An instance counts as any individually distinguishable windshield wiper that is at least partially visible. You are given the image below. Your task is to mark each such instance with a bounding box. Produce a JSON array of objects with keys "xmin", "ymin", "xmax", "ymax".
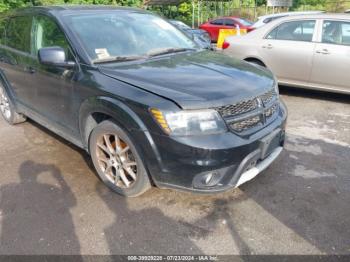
[
  {"xmin": 93, "ymin": 55, "xmax": 146, "ymax": 64},
  {"xmin": 147, "ymin": 47, "xmax": 196, "ymax": 57}
]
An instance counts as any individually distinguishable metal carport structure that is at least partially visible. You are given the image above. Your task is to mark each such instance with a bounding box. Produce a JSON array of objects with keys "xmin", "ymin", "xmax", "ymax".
[{"xmin": 144, "ymin": 0, "xmax": 233, "ymax": 28}]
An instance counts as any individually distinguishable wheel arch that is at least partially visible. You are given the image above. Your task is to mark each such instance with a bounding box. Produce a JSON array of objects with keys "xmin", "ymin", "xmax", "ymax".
[
  {"xmin": 243, "ymin": 57, "xmax": 266, "ymax": 67},
  {"xmin": 0, "ymin": 69, "xmax": 17, "ymax": 108},
  {"xmin": 79, "ymin": 96, "xmax": 161, "ymax": 187},
  {"xmin": 79, "ymin": 96, "xmax": 148, "ymax": 151}
]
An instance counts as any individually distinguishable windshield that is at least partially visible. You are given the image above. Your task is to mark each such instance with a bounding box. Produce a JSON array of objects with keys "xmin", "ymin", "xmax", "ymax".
[
  {"xmin": 236, "ymin": 18, "xmax": 253, "ymax": 26},
  {"xmin": 170, "ymin": 20, "xmax": 191, "ymax": 30},
  {"xmin": 64, "ymin": 11, "xmax": 197, "ymax": 62}
]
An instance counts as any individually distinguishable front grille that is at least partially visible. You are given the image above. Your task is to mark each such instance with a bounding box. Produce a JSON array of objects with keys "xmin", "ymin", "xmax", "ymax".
[
  {"xmin": 216, "ymin": 99, "xmax": 257, "ymax": 118},
  {"xmin": 260, "ymin": 89, "xmax": 277, "ymax": 105},
  {"xmin": 229, "ymin": 115, "xmax": 261, "ymax": 132},
  {"xmin": 214, "ymin": 87, "xmax": 279, "ymax": 134}
]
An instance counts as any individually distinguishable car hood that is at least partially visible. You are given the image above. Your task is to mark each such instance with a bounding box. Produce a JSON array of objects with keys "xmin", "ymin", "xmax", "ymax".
[{"xmin": 98, "ymin": 51, "xmax": 275, "ymax": 109}]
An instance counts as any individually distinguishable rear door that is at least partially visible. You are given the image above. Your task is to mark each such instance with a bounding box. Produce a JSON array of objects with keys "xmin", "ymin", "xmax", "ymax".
[
  {"xmin": 0, "ymin": 15, "xmax": 34, "ymax": 108},
  {"xmin": 310, "ymin": 20, "xmax": 350, "ymax": 92},
  {"xmin": 260, "ymin": 20, "xmax": 317, "ymax": 84}
]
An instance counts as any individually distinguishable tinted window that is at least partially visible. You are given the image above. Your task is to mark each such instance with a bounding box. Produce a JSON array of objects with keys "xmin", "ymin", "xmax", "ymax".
[
  {"xmin": 235, "ymin": 18, "xmax": 253, "ymax": 26},
  {"xmin": 322, "ymin": 20, "xmax": 350, "ymax": 46},
  {"xmin": 273, "ymin": 20, "xmax": 315, "ymax": 42},
  {"xmin": 210, "ymin": 19, "xmax": 224, "ymax": 25},
  {"xmin": 0, "ymin": 19, "xmax": 7, "ymax": 45},
  {"xmin": 6, "ymin": 16, "xmax": 32, "ymax": 52},
  {"xmin": 32, "ymin": 15, "xmax": 71, "ymax": 57},
  {"xmin": 224, "ymin": 19, "xmax": 235, "ymax": 26}
]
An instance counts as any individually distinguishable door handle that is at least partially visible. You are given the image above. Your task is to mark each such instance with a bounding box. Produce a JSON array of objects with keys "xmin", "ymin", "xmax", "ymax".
[
  {"xmin": 262, "ymin": 44, "xmax": 273, "ymax": 49},
  {"xmin": 24, "ymin": 66, "xmax": 36, "ymax": 74},
  {"xmin": 316, "ymin": 49, "xmax": 330, "ymax": 55}
]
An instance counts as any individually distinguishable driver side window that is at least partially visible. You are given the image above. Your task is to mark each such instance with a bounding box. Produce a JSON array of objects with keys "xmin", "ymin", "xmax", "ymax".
[{"xmin": 32, "ymin": 15, "xmax": 73, "ymax": 60}]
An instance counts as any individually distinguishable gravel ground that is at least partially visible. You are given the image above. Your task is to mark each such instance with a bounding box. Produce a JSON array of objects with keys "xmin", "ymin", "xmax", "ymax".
[{"xmin": 0, "ymin": 87, "xmax": 349, "ymax": 255}]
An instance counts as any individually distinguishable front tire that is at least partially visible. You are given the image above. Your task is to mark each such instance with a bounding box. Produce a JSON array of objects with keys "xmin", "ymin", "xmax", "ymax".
[
  {"xmin": 0, "ymin": 82, "xmax": 26, "ymax": 125},
  {"xmin": 89, "ymin": 120, "xmax": 151, "ymax": 197}
]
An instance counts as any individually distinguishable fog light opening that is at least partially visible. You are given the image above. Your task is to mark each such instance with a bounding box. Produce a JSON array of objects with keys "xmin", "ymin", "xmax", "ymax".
[
  {"xmin": 193, "ymin": 170, "xmax": 225, "ymax": 189},
  {"xmin": 204, "ymin": 173, "xmax": 214, "ymax": 185}
]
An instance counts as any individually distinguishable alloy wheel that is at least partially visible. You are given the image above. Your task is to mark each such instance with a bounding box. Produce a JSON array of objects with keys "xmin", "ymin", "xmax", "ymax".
[
  {"xmin": 96, "ymin": 133, "xmax": 138, "ymax": 188},
  {"xmin": 0, "ymin": 84, "xmax": 11, "ymax": 120}
]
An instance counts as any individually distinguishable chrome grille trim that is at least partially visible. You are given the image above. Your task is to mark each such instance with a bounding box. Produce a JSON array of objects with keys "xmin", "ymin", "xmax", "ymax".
[
  {"xmin": 265, "ymin": 103, "xmax": 278, "ymax": 118},
  {"xmin": 216, "ymin": 99, "xmax": 258, "ymax": 118},
  {"xmin": 215, "ymin": 88, "xmax": 277, "ymax": 118},
  {"xmin": 260, "ymin": 89, "xmax": 277, "ymax": 105},
  {"xmin": 229, "ymin": 115, "xmax": 261, "ymax": 132},
  {"xmin": 214, "ymin": 88, "xmax": 279, "ymax": 134}
]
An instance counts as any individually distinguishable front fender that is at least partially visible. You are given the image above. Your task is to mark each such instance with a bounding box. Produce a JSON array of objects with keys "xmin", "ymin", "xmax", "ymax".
[
  {"xmin": 78, "ymin": 96, "xmax": 165, "ymax": 184},
  {"xmin": 79, "ymin": 96, "xmax": 148, "ymax": 148}
]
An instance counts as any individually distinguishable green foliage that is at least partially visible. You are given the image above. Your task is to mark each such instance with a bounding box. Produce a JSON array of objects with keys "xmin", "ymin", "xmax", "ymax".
[
  {"xmin": 0, "ymin": 0, "xmax": 349, "ymax": 25},
  {"xmin": 0, "ymin": 0, "xmax": 143, "ymax": 12}
]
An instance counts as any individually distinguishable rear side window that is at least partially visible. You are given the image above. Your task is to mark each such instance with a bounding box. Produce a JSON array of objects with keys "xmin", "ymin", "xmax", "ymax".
[
  {"xmin": 0, "ymin": 19, "xmax": 7, "ymax": 45},
  {"xmin": 266, "ymin": 20, "xmax": 316, "ymax": 42},
  {"xmin": 6, "ymin": 16, "xmax": 32, "ymax": 53},
  {"xmin": 210, "ymin": 19, "xmax": 224, "ymax": 25},
  {"xmin": 322, "ymin": 20, "xmax": 350, "ymax": 46}
]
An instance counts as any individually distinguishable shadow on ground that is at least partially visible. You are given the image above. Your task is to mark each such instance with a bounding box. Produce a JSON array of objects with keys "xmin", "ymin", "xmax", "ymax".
[{"xmin": 0, "ymin": 161, "xmax": 82, "ymax": 255}]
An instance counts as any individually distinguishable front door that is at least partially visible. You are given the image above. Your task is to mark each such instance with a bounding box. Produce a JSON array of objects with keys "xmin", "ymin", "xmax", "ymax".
[
  {"xmin": 310, "ymin": 20, "xmax": 350, "ymax": 92},
  {"xmin": 260, "ymin": 20, "xmax": 317, "ymax": 84},
  {"xmin": 28, "ymin": 14, "xmax": 79, "ymax": 135}
]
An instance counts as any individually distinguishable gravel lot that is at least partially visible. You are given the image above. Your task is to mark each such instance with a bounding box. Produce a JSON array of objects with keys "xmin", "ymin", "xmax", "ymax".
[{"xmin": 0, "ymin": 87, "xmax": 349, "ymax": 255}]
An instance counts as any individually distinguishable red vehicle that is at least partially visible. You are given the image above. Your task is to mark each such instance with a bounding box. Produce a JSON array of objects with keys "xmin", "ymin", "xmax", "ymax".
[{"xmin": 199, "ymin": 16, "xmax": 254, "ymax": 42}]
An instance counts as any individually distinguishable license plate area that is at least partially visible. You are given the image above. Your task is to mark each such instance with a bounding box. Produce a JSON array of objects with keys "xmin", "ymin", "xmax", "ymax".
[{"xmin": 259, "ymin": 128, "xmax": 281, "ymax": 160}]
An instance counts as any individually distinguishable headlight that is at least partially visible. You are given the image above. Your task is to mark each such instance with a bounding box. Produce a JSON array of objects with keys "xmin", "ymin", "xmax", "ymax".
[{"xmin": 150, "ymin": 108, "xmax": 227, "ymax": 136}]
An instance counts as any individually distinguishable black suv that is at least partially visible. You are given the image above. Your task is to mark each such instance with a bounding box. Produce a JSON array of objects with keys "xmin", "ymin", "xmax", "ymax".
[{"xmin": 0, "ymin": 6, "xmax": 287, "ymax": 197}]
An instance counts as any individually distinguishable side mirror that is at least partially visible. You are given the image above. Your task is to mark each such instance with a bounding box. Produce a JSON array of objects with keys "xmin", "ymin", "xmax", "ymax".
[{"xmin": 38, "ymin": 47, "xmax": 75, "ymax": 68}]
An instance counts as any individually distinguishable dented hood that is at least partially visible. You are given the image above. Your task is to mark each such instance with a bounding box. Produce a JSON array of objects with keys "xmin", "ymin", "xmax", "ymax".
[{"xmin": 98, "ymin": 50, "xmax": 275, "ymax": 109}]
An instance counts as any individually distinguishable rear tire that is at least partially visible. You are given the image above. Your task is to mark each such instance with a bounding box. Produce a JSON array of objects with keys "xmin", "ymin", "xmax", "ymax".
[
  {"xmin": 89, "ymin": 120, "xmax": 151, "ymax": 197},
  {"xmin": 0, "ymin": 82, "xmax": 26, "ymax": 125}
]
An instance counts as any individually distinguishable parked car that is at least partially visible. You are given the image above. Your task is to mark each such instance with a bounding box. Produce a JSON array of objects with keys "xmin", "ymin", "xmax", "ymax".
[
  {"xmin": 0, "ymin": 6, "xmax": 287, "ymax": 197},
  {"xmin": 224, "ymin": 14, "xmax": 350, "ymax": 95},
  {"xmin": 252, "ymin": 11, "xmax": 324, "ymax": 29},
  {"xmin": 168, "ymin": 19, "xmax": 211, "ymax": 49},
  {"xmin": 199, "ymin": 16, "xmax": 254, "ymax": 42}
]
